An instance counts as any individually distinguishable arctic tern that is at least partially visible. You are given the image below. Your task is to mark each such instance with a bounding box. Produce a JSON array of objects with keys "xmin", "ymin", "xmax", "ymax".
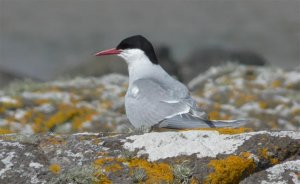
[{"xmin": 95, "ymin": 35, "xmax": 246, "ymax": 129}]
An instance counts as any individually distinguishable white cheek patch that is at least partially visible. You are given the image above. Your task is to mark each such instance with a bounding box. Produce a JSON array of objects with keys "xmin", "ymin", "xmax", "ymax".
[{"xmin": 131, "ymin": 86, "xmax": 139, "ymax": 97}]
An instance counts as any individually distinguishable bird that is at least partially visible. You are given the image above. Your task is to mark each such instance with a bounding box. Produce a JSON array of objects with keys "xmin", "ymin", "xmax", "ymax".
[{"xmin": 95, "ymin": 35, "xmax": 246, "ymax": 129}]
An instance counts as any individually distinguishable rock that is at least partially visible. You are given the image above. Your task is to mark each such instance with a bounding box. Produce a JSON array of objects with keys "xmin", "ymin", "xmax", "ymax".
[
  {"xmin": 0, "ymin": 74, "xmax": 131, "ymax": 134},
  {"xmin": 0, "ymin": 130, "xmax": 299, "ymax": 183},
  {"xmin": 0, "ymin": 65, "xmax": 300, "ymax": 134},
  {"xmin": 241, "ymin": 160, "xmax": 300, "ymax": 184},
  {"xmin": 0, "ymin": 69, "xmax": 40, "ymax": 89},
  {"xmin": 188, "ymin": 64, "xmax": 300, "ymax": 130}
]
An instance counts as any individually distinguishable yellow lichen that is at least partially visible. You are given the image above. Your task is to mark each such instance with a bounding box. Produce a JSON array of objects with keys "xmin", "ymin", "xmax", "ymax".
[
  {"xmin": 270, "ymin": 158, "xmax": 279, "ymax": 165},
  {"xmin": 94, "ymin": 157, "xmax": 125, "ymax": 173},
  {"xmin": 259, "ymin": 148, "xmax": 279, "ymax": 165},
  {"xmin": 128, "ymin": 158, "xmax": 174, "ymax": 184},
  {"xmin": 240, "ymin": 152, "xmax": 252, "ymax": 158},
  {"xmin": 259, "ymin": 101, "xmax": 268, "ymax": 109},
  {"xmin": 45, "ymin": 105, "xmax": 78, "ymax": 130},
  {"xmin": 95, "ymin": 174, "xmax": 112, "ymax": 184},
  {"xmin": 33, "ymin": 99, "xmax": 52, "ymax": 105},
  {"xmin": 260, "ymin": 148, "xmax": 269, "ymax": 159},
  {"xmin": 101, "ymin": 100, "xmax": 113, "ymax": 109},
  {"xmin": 234, "ymin": 93, "xmax": 256, "ymax": 107},
  {"xmin": 94, "ymin": 157, "xmax": 116, "ymax": 165},
  {"xmin": 49, "ymin": 164, "xmax": 61, "ymax": 174},
  {"xmin": 186, "ymin": 127, "xmax": 253, "ymax": 135},
  {"xmin": 0, "ymin": 128, "xmax": 12, "ymax": 134},
  {"xmin": 206, "ymin": 155, "xmax": 256, "ymax": 184},
  {"xmin": 292, "ymin": 108, "xmax": 300, "ymax": 116},
  {"xmin": 94, "ymin": 157, "xmax": 173, "ymax": 184},
  {"xmin": 271, "ymin": 80, "xmax": 282, "ymax": 88},
  {"xmin": 209, "ymin": 111, "xmax": 222, "ymax": 120},
  {"xmin": 191, "ymin": 177, "xmax": 199, "ymax": 184},
  {"xmin": 105, "ymin": 163, "xmax": 122, "ymax": 173},
  {"xmin": 93, "ymin": 158, "xmax": 124, "ymax": 183},
  {"xmin": 40, "ymin": 104, "xmax": 96, "ymax": 132},
  {"xmin": 0, "ymin": 98, "xmax": 23, "ymax": 114}
]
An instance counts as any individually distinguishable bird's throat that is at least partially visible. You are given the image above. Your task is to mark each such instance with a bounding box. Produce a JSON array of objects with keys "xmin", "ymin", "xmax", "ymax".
[{"xmin": 127, "ymin": 62, "xmax": 165, "ymax": 86}]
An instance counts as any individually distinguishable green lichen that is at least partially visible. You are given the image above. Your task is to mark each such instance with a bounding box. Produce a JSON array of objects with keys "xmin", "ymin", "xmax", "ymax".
[
  {"xmin": 173, "ymin": 160, "xmax": 193, "ymax": 184},
  {"xmin": 132, "ymin": 168, "xmax": 147, "ymax": 183},
  {"xmin": 49, "ymin": 165, "xmax": 101, "ymax": 184}
]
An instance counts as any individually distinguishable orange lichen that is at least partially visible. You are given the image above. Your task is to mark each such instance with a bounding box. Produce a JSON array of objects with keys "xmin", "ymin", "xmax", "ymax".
[
  {"xmin": 206, "ymin": 155, "xmax": 256, "ymax": 184},
  {"xmin": 18, "ymin": 109, "xmax": 46, "ymax": 133},
  {"xmin": 209, "ymin": 111, "xmax": 222, "ymax": 120},
  {"xmin": 49, "ymin": 164, "xmax": 61, "ymax": 174},
  {"xmin": 240, "ymin": 152, "xmax": 252, "ymax": 158},
  {"xmin": 0, "ymin": 99, "xmax": 23, "ymax": 114},
  {"xmin": 37, "ymin": 86, "xmax": 61, "ymax": 93},
  {"xmin": 94, "ymin": 157, "xmax": 125, "ymax": 172},
  {"xmin": 95, "ymin": 174, "xmax": 112, "ymax": 184},
  {"xmin": 271, "ymin": 80, "xmax": 282, "ymax": 88},
  {"xmin": 45, "ymin": 105, "xmax": 78, "ymax": 130},
  {"xmin": 208, "ymin": 109, "xmax": 232, "ymax": 121},
  {"xmin": 234, "ymin": 93, "xmax": 257, "ymax": 107},
  {"xmin": 260, "ymin": 148, "xmax": 268, "ymax": 159},
  {"xmin": 41, "ymin": 104, "xmax": 96, "ymax": 132},
  {"xmin": 186, "ymin": 127, "xmax": 253, "ymax": 135},
  {"xmin": 128, "ymin": 158, "xmax": 174, "ymax": 184},
  {"xmin": 101, "ymin": 100, "xmax": 113, "ymax": 109},
  {"xmin": 94, "ymin": 157, "xmax": 116, "ymax": 165},
  {"xmin": 259, "ymin": 148, "xmax": 279, "ymax": 165},
  {"xmin": 32, "ymin": 113, "xmax": 46, "ymax": 133},
  {"xmin": 94, "ymin": 157, "xmax": 173, "ymax": 184},
  {"xmin": 259, "ymin": 101, "xmax": 268, "ymax": 109},
  {"xmin": 0, "ymin": 128, "xmax": 12, "ymax": 134},
  {"xmin": 105, "ymin": 163, "xmax": 122, "ymax": 173},
  {"xmin": 191, "ymin": 177, "xmax": 199, "ymax": 184},
  {"xmin": 32, "ymin": 99, "xmax": 52, "ymax": 105}
]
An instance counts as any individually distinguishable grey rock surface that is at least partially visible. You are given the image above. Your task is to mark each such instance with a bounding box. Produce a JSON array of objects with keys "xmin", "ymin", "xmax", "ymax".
[{"xmin": 0, "ymin": 130, "xmax": 299, "ymax": 184}]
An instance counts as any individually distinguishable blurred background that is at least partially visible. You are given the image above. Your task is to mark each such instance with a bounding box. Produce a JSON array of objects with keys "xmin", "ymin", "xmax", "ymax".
[
  {"xmin": 0, "ymin": 0, "xmax": 300, "ymax": 134},
  {"xmin": 0, "ymin": 0, "xmax": 299, "ymax": 87}
]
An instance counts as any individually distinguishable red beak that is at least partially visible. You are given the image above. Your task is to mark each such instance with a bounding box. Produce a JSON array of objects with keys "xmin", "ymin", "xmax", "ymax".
[{"xmin": 94, "ymin": 48, "xmax": 121, "ymax": 56}]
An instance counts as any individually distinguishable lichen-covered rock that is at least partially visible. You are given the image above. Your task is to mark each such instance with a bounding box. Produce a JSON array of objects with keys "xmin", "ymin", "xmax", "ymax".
[
  {"xmin": 0, "ymin": 74, "xmax": 131, "ymax": 134},
  {"xmin": 0, "ymin": 130, "xmax": 299, "ymax": 184},
  {"xmin": 0, "ymin": 65, "xmax": 300, "ymax": 134},
  {"xmin": 240, "ymin": 160, "xmax": 300, "ymax": 184},
  {"xmin": 0, "ymin": 65, "xmax": 300, "ymax": 183},
  {"xmin": 189, "ymin": 64, "xmax": 300, "ymax": 130}
]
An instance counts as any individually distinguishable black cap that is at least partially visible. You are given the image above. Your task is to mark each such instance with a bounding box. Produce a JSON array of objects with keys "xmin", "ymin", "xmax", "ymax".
[{"xmin": 116, "ymin": 35, "xmax": 158, "ymax": 64}]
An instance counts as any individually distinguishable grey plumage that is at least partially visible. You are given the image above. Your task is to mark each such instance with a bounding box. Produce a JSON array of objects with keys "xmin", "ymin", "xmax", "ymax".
[{"xmin": 125, "ymin": 77, "xmax": 246, "ymax": 129}]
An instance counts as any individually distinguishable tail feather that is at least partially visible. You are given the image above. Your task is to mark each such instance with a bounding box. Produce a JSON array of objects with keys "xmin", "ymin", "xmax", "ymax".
[
  {"xmin": 158, "ymin": 114, "xmax": 248, "ymax": 129},
  {"xmin": 209, "ymin": 119, "xmax": 248, "ymax": 128}
]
